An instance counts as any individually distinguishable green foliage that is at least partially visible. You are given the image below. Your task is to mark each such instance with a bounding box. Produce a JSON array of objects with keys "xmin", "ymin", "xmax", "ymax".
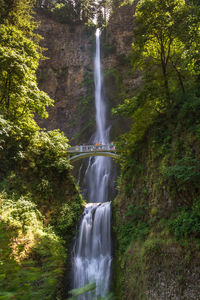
[
  {"xmin": 0, "ymin": 114, "xmax": 71, "ymax": 181},
  {"xmin": 27, "ymin": 129, "xmax": 71, "ymax": 171},
  {"xmin": 72, "ymin": 119, "xmax": 95, "ymax": 144},
  {"xmin": 141, "ymin": 238, "xmax": 165, "ymax": 259},
  {"xmin": 37, "ymin": 0, "xmax": 97, "ymax": 24},
  {"xmin": 113, "ymin": 3, "xmax": 200, "ymax": 298},
  {"xmin": 179, "ymin": 94, "xmax": 200, "ymax": 123},
  {"xmin": 103, "ymin": 67, "xmax": 126, "ymax": 113},
  {"xmin": 68, "ymin": 283, "xmax": 114, "ymax": 300},
  {"xmin": 0, "ymin": 193, "xmax": 66, "ymax": 299},
  {"xmin": 0, "ymin": 116, "xmax": 83, "ymax": 298},
  {"xmin": 168, "ymin": 197, "xmax": 200, "ymax": 239},
  {"xmin": 0, "ymin": 4, "xmax": 84, "ymax": 298},
  {"xmin": 116, "ymin": 53, "xmax": 130, "ymax": 66},
  {"xmin": 0, "ymin": 114, "xmax": 11, "ymax": 147},
  {"xmin": 163, "ymin": 157, "xmax": 200, "ymax": 190},
  {"xmin": 103, "ymin": 43, "xmax": 117, "ymax": 56},
  {"xmin": 1, "ymin": 195, "xmax": 42, "ymax": 230},
  {"xmin": 52, "ymin": 194, "xmax": 84, "ymax": 238},
  {"xmin": 104, "ymin": 68, "xmax": 121, "ymax": 87},
  {"xmin": 114, "ymin": 0, "xmax": 200, "ymax": 159},
  {"xmin": 0, "ymin": 0, "xmax": 37, "ymax": 34},
  {"xmin": 132, "ymin": 0, "xmax": 200, "ymax": 85},
  {"xmin": 80, "ymin": 96, "xmax": 93, "ymax": 114},
  {"xmin": 116, "ymin": 204, "xmax": 149, "ymax": 253},
  {"xmin": 111, "ymin": 0, "xmax": 134, "ymax": 9},
  {"xmin": 0, "ymin": 25, "xmax": 53, "ymax": 127},
  {"xmin": 79, "ymin": 71, "xmax": 94, "ymax": 115},
  {"xmin": 68, "ymin": 283, "xmax": 96, "ymax": 299},
  {"xmin": 49, "ymin": 2, "xmax": 78, "ymax": 24}
]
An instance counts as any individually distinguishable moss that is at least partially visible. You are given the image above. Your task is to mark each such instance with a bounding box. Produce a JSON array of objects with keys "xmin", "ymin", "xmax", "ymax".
[
  {"xmin": 113, "ymin": 112, "xmax": 200, "ymax": 299},
  {"xmin": 113, "ymin": 227, "xmax": 200, "ymax": 299},
  {"xmin": 102, "ymin": 43, "xmax": 117, "ymax": 56},
  {"xmin": 73, "ymin": 120, "xmax": 95, "ymax": 144}
]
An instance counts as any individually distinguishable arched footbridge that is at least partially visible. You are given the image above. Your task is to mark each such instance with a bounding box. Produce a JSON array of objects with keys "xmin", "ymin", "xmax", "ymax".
[{"xmin": 67, "ymin": 144, "xmax": 119, "ymax": 163}]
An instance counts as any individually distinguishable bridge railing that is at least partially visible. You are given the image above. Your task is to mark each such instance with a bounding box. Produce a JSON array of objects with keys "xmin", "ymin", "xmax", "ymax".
[{"xmin": 68, "ymin": 144, "xmax": 116, "ymax": 153}]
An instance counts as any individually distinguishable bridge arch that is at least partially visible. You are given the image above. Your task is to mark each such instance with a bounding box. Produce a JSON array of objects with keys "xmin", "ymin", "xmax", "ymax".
[{"xmin": 68, "ymin": 152, "xmax": 119, "ymax": 163}]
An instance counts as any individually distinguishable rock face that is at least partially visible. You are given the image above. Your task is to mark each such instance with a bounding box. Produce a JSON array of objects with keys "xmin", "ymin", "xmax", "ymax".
[
  {"xmin": 113, "ymin": 157, "xmax": 200, "ymax": 300},
  {"xmin": 36, "ymin": 9, "xmax": 95, "ymax": 143},
  {"xmin": 103, "ymin": 4, "xmax": 136, "ymax": 66},
  {"xmin": 101, "ymin": 3, "xmax": 141, "ymax": 138},
  {"xmin": 36, "ymin": 4, "xmax": 138, "ymax": 143}
]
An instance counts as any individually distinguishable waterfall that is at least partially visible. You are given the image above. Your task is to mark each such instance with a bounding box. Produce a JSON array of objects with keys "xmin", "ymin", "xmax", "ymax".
[
  {"xmin": 84, "ymin": 28, "xmax": 112, "ymax": 204},
  {"xmin": 72, "ymin": 203, "xmax": 112, "ymax": 299},
  {"xmin": 72, "ymin": 29, "xmax": 112, "ymax": 299}
]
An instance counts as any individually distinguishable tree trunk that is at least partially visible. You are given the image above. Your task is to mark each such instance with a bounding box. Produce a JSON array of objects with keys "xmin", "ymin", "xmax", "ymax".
[
  {"xmin": 160, "ymin": 42, "xmax": 170, "ymax": 103},
  {"xmin": 162, "ymin": 60, "xmax": 170, "ymax": 102},
  {"xmin": 171, "ymin": 61, "xmax": 185, "ymax": 94}
]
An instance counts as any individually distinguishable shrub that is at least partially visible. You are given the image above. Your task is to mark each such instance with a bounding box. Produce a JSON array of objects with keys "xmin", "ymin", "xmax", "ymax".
[
  {"xmin": 163, "ymin": 157, "xmax": 200, "ymax": 190},
  {"xmin": 168, "ymin": 197, "xmax": 200, "ymax": 240},
  {"xmin": 117, "ymin": 205, "xmax": 149, "ymax": 253},
  {"xmin": 0, "ymin": 193, "xmax": 66, "ymax": 299}
]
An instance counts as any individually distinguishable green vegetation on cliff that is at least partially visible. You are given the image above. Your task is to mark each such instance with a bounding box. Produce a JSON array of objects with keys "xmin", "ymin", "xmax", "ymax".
[
  {"xmin": 36, "ymin": 0, "xmax": 96, "ymax": 25},
  {"xmin": 0, "ymin": 1, "xmax": 83, "ymax": 298},
  {"xmin": 113, "ymin": 0, "xmax": 200, "ymax": 299}
]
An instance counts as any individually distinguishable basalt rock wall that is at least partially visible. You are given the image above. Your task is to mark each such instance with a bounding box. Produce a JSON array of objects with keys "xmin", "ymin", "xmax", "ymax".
[
  {"xmin": 36, "ymin": 4, "xmax": 138, "ymax": 143},
  {"xmin": 101, "ymin": 3, "xmax": 141, "ymax": 138},
  {"xmin": 36, "ymin": 9, "xmax": 96, "ymax": 143}
]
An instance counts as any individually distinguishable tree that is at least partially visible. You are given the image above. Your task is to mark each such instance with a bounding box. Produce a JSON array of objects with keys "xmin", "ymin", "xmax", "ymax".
[
  {"xmin": 79, "ymin": 0, "xmax": 96, "ymax": 22},
  {"xmin": 132, "ymin": 0, "xmax": 200, "ymax": 102},
  {"xmin": 0, "ymin": 0, "xmax": 37, "ymax": 34},
  {"xmin": 96, "ymin": 0, "xmax": 112, "ymax": 27},
  {"xmin": 0, "ymin": 25, "xmax": 53, "ymax": 129},
  {"xmin": 36, "ymin": 0, "xmax": 97, "ymax": 23},
  {"xmin": 113, "ymin": 0, "xmax": 200, "ymax": 156}
]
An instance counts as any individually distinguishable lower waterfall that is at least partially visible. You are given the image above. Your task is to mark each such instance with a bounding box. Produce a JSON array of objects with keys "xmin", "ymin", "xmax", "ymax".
[{"xmin": 72, "ymin": 203, "xmax": 112, "ymax": 299}]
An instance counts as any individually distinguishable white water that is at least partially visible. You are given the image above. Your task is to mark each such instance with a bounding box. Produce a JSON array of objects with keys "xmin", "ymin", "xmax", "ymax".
[
  {"xmin": 72, "ymin": 29, "xmax": 112, "ymax": 299},
  {"xmin": 84, "ymin": 28, "xmax": 111, "ymax": 204},
  {"xmin": 72, "ymin": 203, "xmax": 112, "ymax": 299}
]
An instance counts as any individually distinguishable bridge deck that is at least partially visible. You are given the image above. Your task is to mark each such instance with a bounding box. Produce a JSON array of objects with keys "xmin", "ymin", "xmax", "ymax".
[
  {"xmin": 68, "ymin": 151, "xmax": 119, "ymax": 162},
  {"xmin": 68, "ymin": 144, "xmax": 116, "ymax": 153}
]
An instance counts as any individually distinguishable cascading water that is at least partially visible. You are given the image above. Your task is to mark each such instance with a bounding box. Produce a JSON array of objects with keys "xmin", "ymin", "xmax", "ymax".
[
  {"xmin": 84, "ymin": 28, "xmax": 112, "ymax": 204},
  {"xmin": 72, "ymin": 203, "xmax": 112, "ymax": 299},
  {"xmin": 72, "ymin": 29, "xmax": 112, "ymax": 299}
]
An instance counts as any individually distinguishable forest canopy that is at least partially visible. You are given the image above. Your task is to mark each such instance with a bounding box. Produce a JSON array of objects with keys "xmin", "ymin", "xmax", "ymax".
[
  {"xmin": 0, "ymin": 0, "xmax": 85, "ymax": 298},
  {"xmin": 113, "ymin": 0, "xmax": 200, "ymax": 156},
  {"xmin": 35, "ymin": 0, "xmax": 126, "ymax": 25}
]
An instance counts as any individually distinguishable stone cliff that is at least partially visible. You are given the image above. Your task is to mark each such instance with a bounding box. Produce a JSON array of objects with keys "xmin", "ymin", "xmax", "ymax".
[
  {"xmin": 101, "ymin": 3, "xmax": 141, "ymax": 138},
  {"xmin": 36, "ymin": 9, "xmax": 95, "ymax": 143},
  {"xmin": 36, "ymin": 4, "xmax": 137, "ymax": 143}
]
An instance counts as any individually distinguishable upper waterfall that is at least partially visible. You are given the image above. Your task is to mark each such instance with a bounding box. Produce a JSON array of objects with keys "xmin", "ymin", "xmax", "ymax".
[
  {"xmin": 94, "ymin": 28, "xmax": 107, "ymax": 144},
  {"xmin": 83, "ymin": 28, "xmax": 112, "ymax": 204}
]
